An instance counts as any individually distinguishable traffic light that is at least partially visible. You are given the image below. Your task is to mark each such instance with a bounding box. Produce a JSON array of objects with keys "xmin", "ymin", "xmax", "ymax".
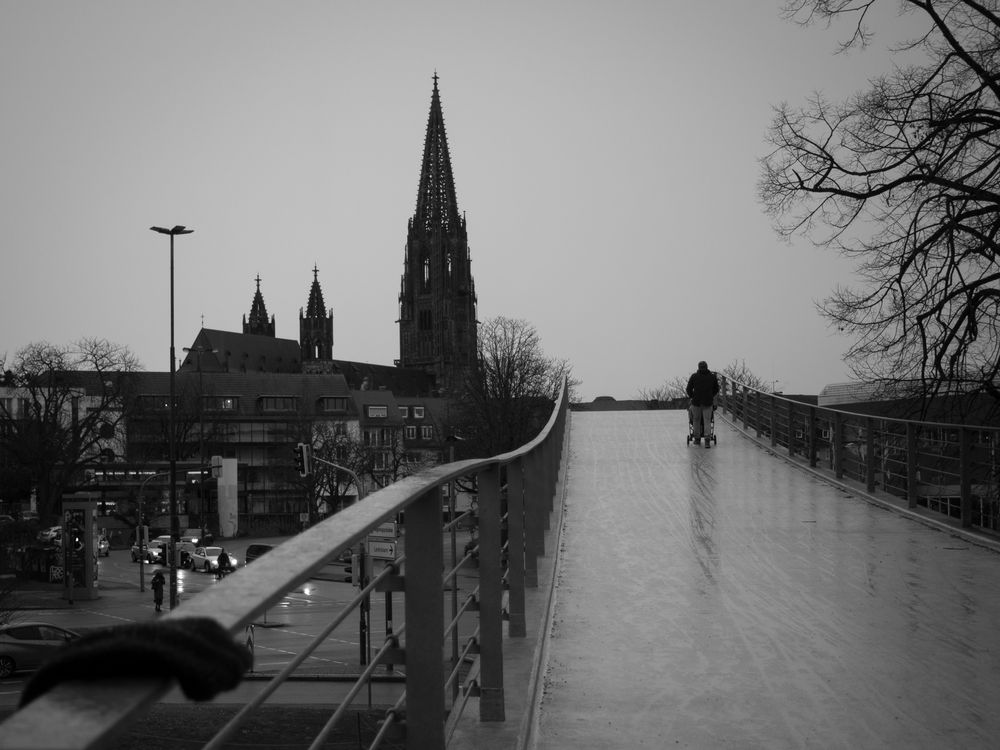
[{"xmin": 293, "ymin": 442, "xmax": 312, "ymax": 477}]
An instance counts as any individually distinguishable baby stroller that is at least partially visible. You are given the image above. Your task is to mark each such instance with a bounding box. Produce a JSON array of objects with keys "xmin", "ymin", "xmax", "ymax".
[{"xmin": 686, "ymin": 405, "xmax": 718, "ymax": 446}]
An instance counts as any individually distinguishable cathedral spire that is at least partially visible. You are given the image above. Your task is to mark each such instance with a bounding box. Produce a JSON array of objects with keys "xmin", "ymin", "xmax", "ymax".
[
  {"xmin": 243, "ymin": 274, "xmax": 275, "ymax": 337},
  {"xmin": 300, "ymin": 264, "xmax": 334, "ymax": 371},
  {"xmin": 414, "ymin": 71, "xmax": 461, "ymax": 235},
  {"xmin": 305, "ymin": 264, "xmax": 326, "ymax": 318},
  {"xmin": 399, "ymin": 75, "xmax": 478, "ymax": 394}
]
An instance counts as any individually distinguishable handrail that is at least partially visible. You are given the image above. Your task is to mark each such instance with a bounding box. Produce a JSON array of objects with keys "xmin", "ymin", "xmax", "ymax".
[
  {"xmin": 0, "ymin": 378, "xmax": 570, "ymax": 750},
  {"xmin": 719, "ymin": 377, "xmax": 1000, "ymax": 536}
]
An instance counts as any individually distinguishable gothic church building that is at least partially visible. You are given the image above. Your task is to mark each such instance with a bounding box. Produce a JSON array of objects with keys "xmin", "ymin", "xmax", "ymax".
[{"xmin": 179, "ymin": 74, "xmax": 478, "ymax": 397}]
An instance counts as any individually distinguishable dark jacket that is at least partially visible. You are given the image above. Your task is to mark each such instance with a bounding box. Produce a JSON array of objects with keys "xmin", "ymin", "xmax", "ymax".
[{"xmin": 686, "ymin": 368, "xmax": 719, "ymax": 407}]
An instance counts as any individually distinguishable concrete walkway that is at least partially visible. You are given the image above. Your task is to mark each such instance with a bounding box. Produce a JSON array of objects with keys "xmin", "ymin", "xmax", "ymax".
[{"xmin": 533, "ymin": 410, "xmax": 1000, "ymax": 749}]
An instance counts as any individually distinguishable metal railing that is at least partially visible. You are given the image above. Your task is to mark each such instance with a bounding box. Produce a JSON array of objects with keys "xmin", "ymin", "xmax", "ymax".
[
  {"xmin": 0, "ymin": 379, "xmax": 569, "ymax": 750},
  {"xmin": 720, "ymin": 377, "xmax": 1000, "ymax": 533}
]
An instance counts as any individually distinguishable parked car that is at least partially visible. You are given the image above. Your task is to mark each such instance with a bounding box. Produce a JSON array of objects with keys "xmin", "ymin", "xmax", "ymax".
[
  {"xmin": 244, "ymin": 543, "xmax": 274, "ymax": 564},
  {"xmin": 97, "ymin": 535, "xmax": 110, "ymax": 557},
  {"xmin": 20, "ymin": 510, "xmax": 40, "ymax": 523},
  {"xmin": 0, "ymin": 622, "xmax": 80, "ymax": 678},
  {"xmin": 37, "ymin": 526, "xmax": 61, "ymax": 544},
  {"xmin": 0, "ymin": 514, "xmax": 15, "ymax": 525},
  {"xmin": 190, "ymin": 546, "xmax": 238, "ymax": 572},
  {"xmin": 130, "ymin": 542, "xmax": 163, "ymax": 564}
]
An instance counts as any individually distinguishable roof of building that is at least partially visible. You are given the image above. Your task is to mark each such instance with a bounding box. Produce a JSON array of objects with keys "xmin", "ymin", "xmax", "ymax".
[{"xmin": 178, "ymin": 329, "xmax": 302, "ymax": 374}]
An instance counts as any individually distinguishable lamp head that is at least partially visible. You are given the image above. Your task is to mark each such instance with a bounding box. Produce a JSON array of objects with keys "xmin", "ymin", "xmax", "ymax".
[{"xmin": 150, "ymin": 225, "xmax": 194, "ymax": 236}]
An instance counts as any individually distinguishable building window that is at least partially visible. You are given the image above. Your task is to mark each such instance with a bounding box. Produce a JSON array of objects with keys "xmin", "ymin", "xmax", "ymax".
[
  {"xmin": 405, "ymin": 425, "xmax": 417, "ymax": 439},
  {"xmin": 334, "ymin": 422, "xmax": 347, "ymax": 437},
  {"xmin": 259, "ymin": 396, "xmax": 297, "ymax": 412},
  {"xmin": 320, "ymin": 397, "xmax": 348, "ymax": 413},
  {"xmin": 139, "ymin": 395, "xmax": 172, "ymax": 411},
  {"xmin": 399, "ymin": 406, "xmax": 409, "ymax": 419},
  {"xmin": 421, "ymin": 425, "xmax": 434, "ymax": 440},
  {"xmin": 204, "ymin": 396, "xmax": 238, "ymax": 411},
  {"xmin": 0, "ymin": 398, "xmax": 11, "ymax": 417},
  {"xmin": 367, "ymin": 405, "xmax": 388, "ymax": 418},
  {"xmin": 413, "ymin": 406, "xmax": 425, "ymax": 419}
]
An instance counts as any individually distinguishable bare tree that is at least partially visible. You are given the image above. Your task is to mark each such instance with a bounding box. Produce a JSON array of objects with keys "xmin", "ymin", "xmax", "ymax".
[
  {"xmin": 0, "ymin": 339, "xmax": 140, "ymax": 521},
  {"xmin": 457, "ymin": 316, "xmax": 577, "ymax": 457},
  {"xmin": 641, "ymin": 361, "xmax": 772, "ymax": 401},
  {"xmin": 720, "ymin": 360, "xmax": 773, "ymax": 392},
  {"xmin": 761, "ymin": 0, "xmax": 1000, "ymax": 417},
  {"xmin": 637, "ymin": 376, "xmax": 689, "ymax": 402}
]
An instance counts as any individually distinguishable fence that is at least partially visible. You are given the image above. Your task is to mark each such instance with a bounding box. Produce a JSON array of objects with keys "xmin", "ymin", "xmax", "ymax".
[
  {"xmin": 0, "ymin": 379, "xmax": 569, "ymax": 750},
  {"xmin": 720, "ymin": 377, "xmax": 1000, "ymax": 533}
]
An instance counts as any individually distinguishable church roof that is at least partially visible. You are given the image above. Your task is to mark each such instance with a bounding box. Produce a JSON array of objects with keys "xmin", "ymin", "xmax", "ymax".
[
  {"xmin": 178, "ymin": 329, "xmax": 302, "ymax": 374},
  {"xmin": 413, "ymin": 73, "xmax": 462, "ymax": 235}
]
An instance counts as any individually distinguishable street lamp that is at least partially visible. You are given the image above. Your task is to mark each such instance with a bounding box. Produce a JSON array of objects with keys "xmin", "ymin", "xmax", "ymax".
[{"xmin": 150, "ymin": 225, "xmax": 194, "ymax": 610}]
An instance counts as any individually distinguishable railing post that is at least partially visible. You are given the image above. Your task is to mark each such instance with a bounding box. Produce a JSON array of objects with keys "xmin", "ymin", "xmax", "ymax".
[
  {"xmin": 834, "ymin": 412, "xmax": 845, "ymax": 479},
  {"xmin": 477, "ymin": 463, "xmax": 505, "ymax": 721},
  {"xmin": 403, "ymin": 488, "xmax": 446, "ymax": 750},
  {"xmin": 787, "ymin": 399, "xmax": 796, "ymax": 457},
  {"xmin": 770, "ymin": 394, "xmax": 778, "ymax": 448},
  {"xmin": 865, "ymin": 417, "xmax": 877, "ymax": 493},
  {"xmin": 907, "ymin": 422, "xmax": 919, "ymax": 509},
  {"xmin": 523, "ymin": 450, "xmax": 542, "ymax": 588},
  {"xmin": 506, "ymin": 457, "xmax": 527, "ymax": 637},
  {"xmin": 807, "ymin": 406, "xmax": 817, "ymax": 467},
  {"xmin": 960, "ymin": 427, "xmax": 972, "ymax": 527}
]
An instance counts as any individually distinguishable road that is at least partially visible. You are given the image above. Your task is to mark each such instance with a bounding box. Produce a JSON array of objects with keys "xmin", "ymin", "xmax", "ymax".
[
  {"xmin": 0, "ymin": 537, "xmax": 415, "ymax": 708},
  {"xmin": 3, "ymin": 525, "xmax": 482, "ymax": 711}
]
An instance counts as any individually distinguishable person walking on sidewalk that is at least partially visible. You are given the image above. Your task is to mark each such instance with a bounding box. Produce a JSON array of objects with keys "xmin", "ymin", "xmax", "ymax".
[
  {"xmin": 686, "ymin": 360, "xmax": 720, "ymax": 448},
  {"xmin": 151, "ymin": 570, "xmax": 165, "ymax": 612}
]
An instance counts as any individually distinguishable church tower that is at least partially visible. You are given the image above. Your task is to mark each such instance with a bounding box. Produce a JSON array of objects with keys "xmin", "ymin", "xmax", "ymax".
[
  {"xmin": 243, "ymin": 275, "xmax": 276, "ymax": 337},
  {"xmin": 300, "ymin": 265, "xmax": 334, "ymax": 373},
  {"xmin": 398, "ymin": 74, "xmax": 478, "ymax": 395}
]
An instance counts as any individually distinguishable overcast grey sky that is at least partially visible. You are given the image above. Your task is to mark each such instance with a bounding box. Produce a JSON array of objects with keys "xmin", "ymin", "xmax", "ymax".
[{"xmin": 1, "ymin": 2, "xmax": 918, "ymax": 401}]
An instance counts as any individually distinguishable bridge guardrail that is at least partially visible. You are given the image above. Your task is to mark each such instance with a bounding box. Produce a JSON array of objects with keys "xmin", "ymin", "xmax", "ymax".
[
  {"xmin": 0, "ymin": 378, "xmax": 570, "ymax": 750},
  {"xmin": 720, "ymin": 377, "xmax": 1000, "ymax": 534}
]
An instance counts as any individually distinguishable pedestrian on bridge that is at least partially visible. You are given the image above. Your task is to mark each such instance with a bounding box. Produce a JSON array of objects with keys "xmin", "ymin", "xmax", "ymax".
[{"xmin": 686, "ymin": 360, "xmax": 719, "ymax": 447}]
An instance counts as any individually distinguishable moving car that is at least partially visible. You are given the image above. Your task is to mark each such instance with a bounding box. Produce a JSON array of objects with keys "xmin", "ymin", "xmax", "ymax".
[
  {"xmin": 190, "ymin": 546, "xmax": 239, "ymax": 572},
  {"xmin": 130, "ymin": 542, "xmax": 163, "ymax": 564},
  {"xmin": 37, "ymin": 526, "xmax": 61, "ymax": 544},
  {"xmin": 97, "ymin": 535, "xmax": 110, "ymax": 557},
  {"xmin": 0, "ymin": 622, "xmax": 80, "ymax": 678},
  {"xmin": 244, "ymin": 543, "xmax": 274, "ymax": 564}
]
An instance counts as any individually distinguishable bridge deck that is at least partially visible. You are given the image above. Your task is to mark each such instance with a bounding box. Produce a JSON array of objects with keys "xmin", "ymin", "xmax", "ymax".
[{"xmin": 534, "ymin": 410, "xmax": 1000, "ymax": 749}]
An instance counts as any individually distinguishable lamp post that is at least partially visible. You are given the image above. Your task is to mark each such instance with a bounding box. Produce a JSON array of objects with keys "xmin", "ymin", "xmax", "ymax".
[{"xmin": 150, "ymin": 225, "xmax": 193, "ymax": 610}]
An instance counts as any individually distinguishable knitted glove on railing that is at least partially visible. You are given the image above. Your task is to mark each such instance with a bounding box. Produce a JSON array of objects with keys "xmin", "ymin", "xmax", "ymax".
[{"xmin": 20, "ymin": 617, "xmax": 251, "ymax": 707}]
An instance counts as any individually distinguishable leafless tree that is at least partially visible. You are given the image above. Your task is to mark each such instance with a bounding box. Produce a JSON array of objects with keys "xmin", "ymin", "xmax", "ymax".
[
  {"xmin": 458, "ymin": 316, "xmax": 578, "ymax": 458},
  {"xmin": 637, "ymin": 376, "xmax": 689, "ymax": 402},
  {"xmin": 0, "ymin": 339, "xmax": 140, "ymax": 521},
  {"xmin": 761, "ymin": 0, "xmax": 1000, "ymax": 417},
  {"xmin": 720, "ymin": 360, "xmax": 774, "ymax": 392},
  {"xmin": 641, "ymin": 361, "xmax": 772, "ymax": 401}
]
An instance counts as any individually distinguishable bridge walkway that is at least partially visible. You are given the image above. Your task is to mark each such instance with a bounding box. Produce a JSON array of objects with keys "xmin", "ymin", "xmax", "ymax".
[{"xmin": 530, "ymin": 409, "xmax": 1000, "ymax": 749}]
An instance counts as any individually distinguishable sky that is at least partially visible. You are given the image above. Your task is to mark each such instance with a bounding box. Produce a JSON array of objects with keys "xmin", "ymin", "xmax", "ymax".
[{"xmin": 0, "ymin": 1, "xmax": 922, "ymax": 402}]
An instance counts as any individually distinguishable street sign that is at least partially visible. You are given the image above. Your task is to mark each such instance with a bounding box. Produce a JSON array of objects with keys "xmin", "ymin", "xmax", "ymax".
[
  {"xmin": 370, "ymin": 521, "xmax": 397, "ymax": 540},
  {"xmin": 367, "ymin": 539, "xmax": 396, "ymax": 560}
]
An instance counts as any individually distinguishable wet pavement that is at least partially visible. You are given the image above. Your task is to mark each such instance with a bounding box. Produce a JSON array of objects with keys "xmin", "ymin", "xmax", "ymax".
[{"xmin": 533, "ymin": 410, "xmax": 1000, "ymax": 749}]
